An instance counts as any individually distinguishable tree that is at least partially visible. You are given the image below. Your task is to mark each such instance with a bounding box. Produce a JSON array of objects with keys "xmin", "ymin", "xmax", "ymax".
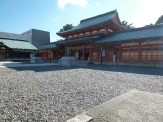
[
  {"xmin": 121, "ymin": 21, "xmax": 134, "ymax": 29},
  {"xmin": 155, "ymin": 15, "xmax": 163, "ymax": 25},
  {"xmin": 144, "ymin": 23, "xmax": 154, "ymax": 27},
  {"xmin": 59, "ymin": 24, "xmax": 74, "ymax": 32}
]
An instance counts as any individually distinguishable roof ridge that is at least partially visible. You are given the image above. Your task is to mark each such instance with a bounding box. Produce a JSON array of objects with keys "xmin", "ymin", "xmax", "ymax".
[
  {"xmin": 114, "ymin": 24, "xmax": 163, "ymax": 34},
  {"xmin": 65, "ymin": 33, "xmax": 104, "ymax": 41},
  {"xmin": 56, "ymin": 33, "xmax": 105, "ymax": 44},
  {"xmin": 42, "ymin": 41, "xmax": 58, "ymax": 45},
  {"xmin": 0, "ymin": 37, "xmax": 28, "ymax": 42},
  {"xmin": 80, "ymin": 9, "xmax": 117, "ymax": 23}
]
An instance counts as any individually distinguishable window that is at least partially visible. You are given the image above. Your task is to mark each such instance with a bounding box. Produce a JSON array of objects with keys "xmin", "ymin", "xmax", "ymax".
[
  {"xmin": 152, "ymin": 46, "xmax": 163, "ymax": 61},
  {"xmin": 122, "ymin": 48, "xmax": 129, "ymax": 61},
  {"xmin": 122, "ymin": 47, "xmax": 139, "ymax": 61},
  {"xmin": 130, "ymin": 48, "xmax": 139, "ymax": 61}
]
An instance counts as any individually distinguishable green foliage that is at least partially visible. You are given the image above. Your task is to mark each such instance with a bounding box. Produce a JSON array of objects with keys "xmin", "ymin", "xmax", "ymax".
[
  {"xmin": 121, "ymin": 21, "xmax": 134, "ymax": 29},
  {"xmin": 144, "ymin": 23, "xmax": 154, "ymax": 27},
  {"xmin": 155, "ymin": 15, "xmax": 163, "ymax": 25},
  {"xmin": 59, "ymin": 24, "xmax": 74, "ymax": 32}
]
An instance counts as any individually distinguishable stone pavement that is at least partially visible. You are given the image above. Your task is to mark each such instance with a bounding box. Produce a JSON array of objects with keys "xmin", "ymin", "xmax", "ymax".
[
  {"xmin": 67, "ymin": 90, "xmax": 163, "ymax": 122},
  {"xmin": 0, "ymin": 61, "xmax": 59, "ymax": 68}
]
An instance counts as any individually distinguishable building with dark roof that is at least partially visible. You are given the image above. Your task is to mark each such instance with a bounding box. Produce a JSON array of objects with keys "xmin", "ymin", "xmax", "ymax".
[
  {"xmin": 0, "ymin": 29, "xmax": 50, "ymax": 61},
  {"xmin": 38, "ymin": 10, "xmax": 163, "ymax": 67},
  {"xmin": 39, "ymin": 10, "xmax": 123, "ymax": 60},
  {"xmin": 0, "ymin": 38, "xmax": 37, "ymax": 61},
  {"xmin": 56, "ymin": 10, "xmax": 124, "ymax": 37}
]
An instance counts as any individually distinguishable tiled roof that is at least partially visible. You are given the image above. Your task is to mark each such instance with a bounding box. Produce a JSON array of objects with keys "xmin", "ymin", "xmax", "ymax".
[
  {"xmin": 56, "ymin": 33, "xmax": 105, "ymax": 45},
  {"xmin": 0, "ymin": 38, "xmax": 37, "ymax": 50},
  {"xmin": 95, "ymin": 24, "xmax": 163, "ymax": 44},
  {"xmin": 38, "ymin": 43, "xmax": 58, "ymax": 50},
  {"xmin": 57, "ymin": 10, "xmax": 124, "ymax": 35}
]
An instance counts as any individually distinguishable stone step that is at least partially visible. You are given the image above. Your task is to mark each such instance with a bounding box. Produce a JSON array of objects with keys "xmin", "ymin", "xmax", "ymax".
[{"xmin": 67, "ymin": 114, "xmax": 93, "ymax": 122}]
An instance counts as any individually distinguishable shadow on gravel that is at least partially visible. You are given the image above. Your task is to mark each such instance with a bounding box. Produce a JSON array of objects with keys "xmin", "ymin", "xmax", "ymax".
[{"xmin": 6, "ymin": 64, "xmax": 163, "ymax": 76}]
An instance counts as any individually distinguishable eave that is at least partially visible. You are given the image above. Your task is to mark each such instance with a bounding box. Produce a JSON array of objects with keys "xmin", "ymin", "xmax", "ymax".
[{"xmin": 57, "ymin": 19, "xmax": 125, "ymax": 37}]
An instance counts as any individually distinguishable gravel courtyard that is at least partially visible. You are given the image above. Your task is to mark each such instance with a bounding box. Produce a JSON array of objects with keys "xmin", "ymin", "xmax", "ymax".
[{"xmin": 1, "ymin": 65, "xmax": 163, "ymax": 122}]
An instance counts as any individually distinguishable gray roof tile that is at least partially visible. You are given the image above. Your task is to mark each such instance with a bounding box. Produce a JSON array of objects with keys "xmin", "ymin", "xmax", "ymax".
[
  {"xmin": 95, "ymin": 24, "xmax": 163, "ymax": 44},
  {"xmin": 0, "ymin": 39, "xmax": 37, "ymax": 50},
  {"xmin": 38, "ymin": 43, "xmax": 57, "ymax": 50},
  {"xmin": 57, "ymin": 10, "xmax": 123, "ymax": 35},
  {"xmin": 56, "ymin": 33, "xmax": 104, "ymax": 45}
]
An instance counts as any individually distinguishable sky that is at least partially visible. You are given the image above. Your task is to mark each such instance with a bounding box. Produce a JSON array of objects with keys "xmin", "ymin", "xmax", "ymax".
[{"xmin": 0, "ymin": 0, "xmax": 163, "ymax": 42}]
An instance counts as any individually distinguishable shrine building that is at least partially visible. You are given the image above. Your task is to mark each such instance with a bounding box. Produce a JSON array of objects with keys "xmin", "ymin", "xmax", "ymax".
[{"xmin": 38, "ymin": 10, "xmax": 163, "ymax": 67}]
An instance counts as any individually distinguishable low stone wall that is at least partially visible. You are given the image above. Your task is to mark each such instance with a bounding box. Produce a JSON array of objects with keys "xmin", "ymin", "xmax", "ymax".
[
  {"xmin": 30, "ymin": 57, "xmax": 43, "ymax": 63},
  {"xmin": 92, "ymin": 61, "xmax": 163, "ymax": 68},
  {"xmin": 59, "ymin": 56, "xmax": 77, "ymax": 67},
  {"xmin": 42, "ymin": 59, "xmax": 59, "ymax": 63}
]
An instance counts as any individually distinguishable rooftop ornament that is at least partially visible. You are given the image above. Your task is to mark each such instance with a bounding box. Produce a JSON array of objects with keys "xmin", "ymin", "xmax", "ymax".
[
  {"xmin": 79, "ymin": 33, "xmax": 84, "ymax": 37},
  {"xmin": 68, "ymin": 35, "xmax": 72, "ymax": 39},
  {"xmin": 73, "ymin": 34, "xmax": 78, "ymax": 38},
  {"xmin": 99, "ymin": 29, "xmax": 106, "ymax": 33},
  {"xmin": 92, "ymin": 30, "xmax": 98, "ymax": 34},
  {"xmin": 85, "ymin": 32, "xmax": 91, "ymax": 36}
]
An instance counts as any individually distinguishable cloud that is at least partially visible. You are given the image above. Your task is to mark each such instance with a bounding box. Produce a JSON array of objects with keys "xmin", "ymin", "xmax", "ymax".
[
  {"xmin": 54, "ymin": 16, "xmax": 61, "ymax": 21},
  {"xmin": 95, "ymin": 1, "xmax": 100, "ymax": 6},
  {"xmin": 130, "ymin": 0, "xmax": 163, "ymax": 27},
  {"xmin": 57, "ymin": 0, "xmax": 89, "ymax": 10}
]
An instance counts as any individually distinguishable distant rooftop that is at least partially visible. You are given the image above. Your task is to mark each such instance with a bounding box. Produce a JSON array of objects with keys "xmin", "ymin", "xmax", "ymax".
[
  {"xmin": 95, "ymin": 24, "xmax": 163, "ymax": 44},
  {"xmin": 38, "ymin": 43, "xmax": 57, "ymax": 50}
]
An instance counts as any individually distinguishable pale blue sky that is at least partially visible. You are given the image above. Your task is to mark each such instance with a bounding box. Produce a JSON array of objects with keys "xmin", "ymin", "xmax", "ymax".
[{"xmin": 0, "ymin": 0, "xmax": 163, "ymax": 42}]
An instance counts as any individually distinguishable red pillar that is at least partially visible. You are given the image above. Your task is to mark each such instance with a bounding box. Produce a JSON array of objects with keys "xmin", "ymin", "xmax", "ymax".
[
  {"xmin": 42, "ymin": 51, "xmax": 44, "ymax": 58},
  {"xmin": 138, "ymin": 42, "xmax": 142, "ymax": 61},
  {"xmin": 90, "ymin": 46, "xmax": 92, "ymax": 60},
  {"xmin": 43, "ymin": 51, "xmax": 44, "ymax": 59},
  {"xmin": 97, "ymin": 47, "xmax": 99, "ymax": 61},
  {"xmin": 157, "ymin": 46, "xmax": 158, "ymax": 61},
  {"xmin": 106, "ymin": 46, "xmax": 108, "ymax": 61},
  {"xmin": 40, "ymin": 51, "xmax": 42, "ymax": 59},
  {"xmin": 46, "ymin": 50, "xmax": 48, "ymax": 59},
  {"xmin": 70, "ymin": 46, "xmax": 72, "ymax": 56},
  {"xmin": 107, "ymin": 47, "xmax": 109, "ymax": 61},
  {"xmin": 45, "ymin": 50, "xmax": 48, "ymax": 59},
  {"xmin": 119, "ymin": 44, "xmax": 122, "ymax": 61},
  {"xmin": 56, "ymin": 51, "xmax": 57, "ymax": 59},
  {"xmin": 129, "ymin": 47, "xmax": 131, "ymax": 61},
  {"xmin": 105, "ymin": 26, "xmax": 108, "ymax": 35},
  {"xmin": 82, "ymin": 45, "xmax": 85, "ymax": 60},
  {"xmin": 151, "ymin": 45, "xmax": 153, "ymax": 61},
  {"xmin": 97, "ymin": 29, "xmax": 100, "ymax": 34}
]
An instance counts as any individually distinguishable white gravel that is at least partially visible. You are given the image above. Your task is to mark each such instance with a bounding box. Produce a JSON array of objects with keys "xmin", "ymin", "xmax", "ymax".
[{"xmin": 0, "ymin": 65, "xmax": 163, "ymax": 121}]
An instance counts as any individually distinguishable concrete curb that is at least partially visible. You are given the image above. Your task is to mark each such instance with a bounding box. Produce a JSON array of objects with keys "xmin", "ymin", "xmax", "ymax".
[
  {"xmin": 66, "ymin": 114, "xmax": 93, "ymax": 122},
  {"xmin": 67, "ymin": 90, "xmax": 163, "ymax": 122}
]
